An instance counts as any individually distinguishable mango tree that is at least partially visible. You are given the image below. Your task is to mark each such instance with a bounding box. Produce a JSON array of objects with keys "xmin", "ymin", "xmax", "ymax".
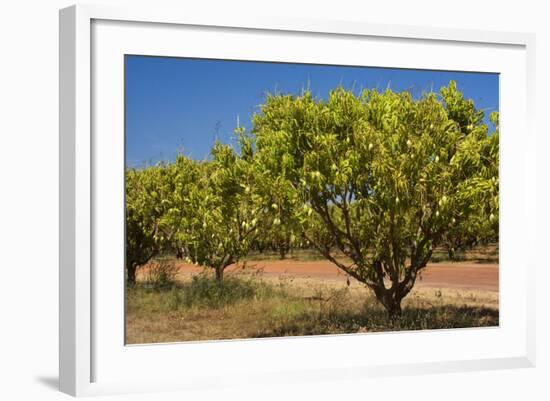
[
  {"xmin": 251, "ymin": 141, "xmax": 303, "ymax": 259},
  {"xmin": 441, "ymin": 110, "xmax": 499, "ymax": 259},
  {"xmin": 173, "ymin": 142, "xmax": 265, "ymax": 282},
  {"xmin": 251, "ymin": 82, "xmax": 499, "ymax": 318},
  {"xmin": 156, "ymin": 155, "xmax": 203, "ymax": 260},
  {"xmin": 125, "ymin": 163, "xmax": 172, "ymax": 285}
]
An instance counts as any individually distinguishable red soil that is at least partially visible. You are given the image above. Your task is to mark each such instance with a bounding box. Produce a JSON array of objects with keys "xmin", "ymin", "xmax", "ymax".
[{"xmin": 170, "ymin": 258, "xmax": 499, "ymax": 292}]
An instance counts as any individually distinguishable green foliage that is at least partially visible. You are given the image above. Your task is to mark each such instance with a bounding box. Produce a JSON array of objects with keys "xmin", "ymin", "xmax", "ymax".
[
  {"xmin": 440, "ymin": 80, "xmax": 485, "ymax": 134},
  {"xmin": 155, "ymin": 142, "xmax": 267, "ymax": 280},
  {"xmin": 125, "ymin": 164, "xmax": 173, "ymax": 284},
  {"xmin": 155, "ymin": 155, "xmax": 202, "ymax": 258},
  {"xmin": 441, "ymin": 108, "xmax": 499, "ymax": 257},
  {"xmin": 251, "ymin": 81, "xmax": 499, "ymax": 316}
]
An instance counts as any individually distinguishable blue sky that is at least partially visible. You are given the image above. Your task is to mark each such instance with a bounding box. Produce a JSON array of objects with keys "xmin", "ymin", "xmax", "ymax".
[{"xmin": 125, "ymin": 55, "xmax": 499, "ymax": 166}]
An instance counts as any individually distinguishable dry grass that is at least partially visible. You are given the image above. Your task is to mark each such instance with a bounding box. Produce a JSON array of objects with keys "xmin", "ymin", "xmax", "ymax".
[{"xmin": 126, "ymin": 272, "xmax": 498, "ymax": 344}]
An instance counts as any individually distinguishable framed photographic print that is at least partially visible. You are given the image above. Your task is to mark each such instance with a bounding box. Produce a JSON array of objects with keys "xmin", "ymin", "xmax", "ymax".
[{"xmin": 59, "ymin": 4, "xmax": 536, "ymax": 397}]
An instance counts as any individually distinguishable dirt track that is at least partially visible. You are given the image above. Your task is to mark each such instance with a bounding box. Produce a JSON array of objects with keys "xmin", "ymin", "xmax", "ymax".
[{"xmin": 172, "ymin": 258, "xmax": 499, "ymax": 292}]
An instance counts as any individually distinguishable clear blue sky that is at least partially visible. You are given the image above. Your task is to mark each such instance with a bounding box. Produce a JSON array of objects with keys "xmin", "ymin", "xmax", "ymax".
[{"xmin": 125, "ymin": 55, "xmax": 499, "ymax": 166}]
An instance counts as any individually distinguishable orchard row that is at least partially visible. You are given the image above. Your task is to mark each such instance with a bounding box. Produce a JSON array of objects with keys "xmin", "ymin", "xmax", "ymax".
[{"xmin": 126, "ymin": 81, "xmax": 499, "ymax": 317}]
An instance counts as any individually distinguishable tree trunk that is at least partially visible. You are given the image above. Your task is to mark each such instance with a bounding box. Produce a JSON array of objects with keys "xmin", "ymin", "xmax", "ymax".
[
  {"xmin": 127, "ymin": 263, "xmax": 137, "ymax": 286},
  {"xmin": 215, "ymin": 266, "xmax": 224, "ymax": 282},
  {"xmin": 372, "ymin": 284, "xmax": 404, "ymax": 320},
  {"xmin": 279, "ymin": 246, "xmax": 287, "ymax": 260},
  {"xmin": 448, "ymin": 248, "xmax": 455, "ymax": 260},
  {"xmin": 385, "ymin": 297, "xmax": 402, "ymax": 319}
]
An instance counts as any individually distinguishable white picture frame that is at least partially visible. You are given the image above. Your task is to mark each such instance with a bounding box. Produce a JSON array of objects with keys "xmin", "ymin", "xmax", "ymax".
[{"xmin": 59, "ymin": 4, "xmax": 536, "ymax": 397}]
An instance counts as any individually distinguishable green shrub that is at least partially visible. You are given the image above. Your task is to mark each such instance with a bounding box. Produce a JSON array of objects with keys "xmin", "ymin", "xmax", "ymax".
[
  {"xmin": 143, "ymin": 260, "xmax": 179, "ymax": 289},
  {"xmin": 134, "ymin": 273, "xmax": 277, "ymax": 310},
  {"xmin": 178, "ymin": 274, "xmax": 261, "ymax": 308}
]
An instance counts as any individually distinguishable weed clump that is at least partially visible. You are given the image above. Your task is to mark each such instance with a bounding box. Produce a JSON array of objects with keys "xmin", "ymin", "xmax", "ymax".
[
  {"xmin": 143, "ymin": 260, "xmax": 179, "ymax": 289},
  {"xmin": 174, "ymin": 273, "xmax": 273, "ymax": 308}
]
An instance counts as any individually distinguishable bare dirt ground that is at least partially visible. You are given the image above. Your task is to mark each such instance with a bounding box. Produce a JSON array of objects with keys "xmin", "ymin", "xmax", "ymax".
[{"xmin": 166, "ymin": 259, "xmax": 499, "ymax": 292}]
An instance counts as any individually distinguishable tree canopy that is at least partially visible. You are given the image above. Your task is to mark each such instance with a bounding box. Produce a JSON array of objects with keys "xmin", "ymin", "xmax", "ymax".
[{"xmin": 250, "ymin": 82, "xmax": 498, "ymax": 316}]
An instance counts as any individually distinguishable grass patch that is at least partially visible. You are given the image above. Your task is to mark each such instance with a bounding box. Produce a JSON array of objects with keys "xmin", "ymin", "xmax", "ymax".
[
  {"xmin": 127, "ymin": 272, "xmax": 275, "ymax": 313},
  {"xmin": 126, "ymin": 274, "xmax": 498, "ymax": 344},
  {"xmin": 174, "ymin": 273, "xmax": 275, "ymax": 308}
]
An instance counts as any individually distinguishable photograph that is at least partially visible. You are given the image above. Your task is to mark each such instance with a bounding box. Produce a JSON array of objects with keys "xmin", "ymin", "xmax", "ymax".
[{"xmin": 124, "ymin": 55, "xmax": 499, "ymax": 345}]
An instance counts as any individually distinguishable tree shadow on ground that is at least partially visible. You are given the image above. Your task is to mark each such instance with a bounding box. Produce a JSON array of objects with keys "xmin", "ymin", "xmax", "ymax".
[{"xmin": 256, "ymin": 304, "xmax": 499, "ymax": 338}]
